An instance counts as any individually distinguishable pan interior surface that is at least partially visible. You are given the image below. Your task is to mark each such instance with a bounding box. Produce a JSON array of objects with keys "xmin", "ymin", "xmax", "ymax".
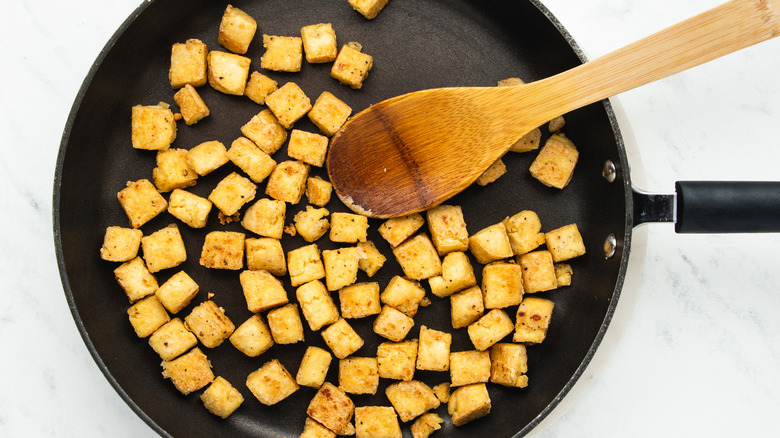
[{"xmin": 54, "ymin": 0, "xmax": 631, "ymax": 436}]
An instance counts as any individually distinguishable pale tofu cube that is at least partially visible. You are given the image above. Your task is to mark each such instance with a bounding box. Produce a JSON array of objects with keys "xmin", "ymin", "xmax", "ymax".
[
  {"xmin": 330, "ymin": 212, "xmax": 369, "ymax": 243},
  {"xmin": 518, "ymin": 250, "xmax": 558, "ymax": 293},
  {"xmin": 467, "ymin": 309, "xmax": 514, "ymax": 351},
  {"xmin": 449, "ymin": 285, "xmax": 484, "ymax": 329},
  {"xmin": 426, "ymin": 205, "xmax": 468, "ymax": 256},
  {"xmin": 308, "ymin": 91, "xmax": 353, "ymax": 136},
  {"xmin": 449, "ymin": 350, "xmax": 491, "ymax": 387},
  {"xmin": 173, "ymin": 84, "xmax": 209, "ymax": 125},
  {"xmin": 201, "ymin": 376, "xmax": 244, "ymax": 419},
  {"xmin": 357, "ymin": 241, "xmax": 386, "ymax": 277},
  {"xmin": 297, "ymin": 346, "xmax": 333, "ymax": 388},
  {"xmin": 331, "ymin": 43, "xmax": 373, "ymax": 89},
  {"xmin": 354, "ymin": 406, "xmax": 402, "ymax": 438},
  {"xmin": 378, "ymin": 213, "xmax": 424, "ymax": 248},
  {"xmin": 447, "ymin": 383, "xmax": 491, "ymax": 426},
  {"xmin": 266, "ymin": 160, "xmax": 310, "ymax": 204},
  {"xmin": 321, "ymin": 318, "xmax": 364, "ymax": 359},
  {"xmin": 152, "ymin": 148, "xmax": 198, "ymax": 193},
  {"xmin": 288, "ymin": 129, "xmax": 329, "ymax": 167},
  {"xmin": 428, "ymin": 251, "xmax": 476, "ymax": 298},
  {"xmin": 416, "ymin": 325, "xmax": 451, "ymax": 372},
  {"xmin": 100, "ymin": 226, "xmax": 142, "ymax": 262},
  {"xmin": 468, "ymin": 222, "xmax": 513, "ymax": 264},
  {"xmin": 169, "ymin": 38, "xmax": 208, "ymax": 89},
  {"xmin": 207, "ymin": 50, "xmax": 251, "ymax": 95},
  {"xmin": 260, "ymin": 34, "xmax": 303, "ymax": 72},
  {"xmin": 186, "ymin": 140, "xmax": 228, "ymax": 176},
  {"xmin": 131, "ymin": 103, "xmax": 177, "ymax": 151},
  {"xmin": 510, "ymin": 128, "xmax": 541, "ymax": 153},
  {"xmin": 288, "ymin": 243, "xmax": 326, "ymax": 287},
  {"xmin": 481, "ymin": 261, "xmax": 524, "ymax": 309},
  {"xmin": 127, "ymin": 295, "xmax": 170, "ymax": 338},
  {"xmin": 227, "ymin": 137, "xmax": 277, "ymax": 183},
  {"xmin": 475, "ymin": 158, "xmax": 507, "ymax": 186},
  {"xmin": 246, "ymin": 237, "xmax": 287, "ymax": 276},
  {"xmin": 301, "ymin": 417, "xmax": 337, "ymax": 438},
  {"xmin": 242, "ymin": 198, "xmax": 286, "ymax": 239},
  {"xmin": 148, "ymin": 318, "xmax": 198, "ymax": 361},
  {"xmin": 392, "ymin": 234, "xmax": 441, "ymax": 280},
  {"xmin": 380, "ymin": 276, "xmax": 425, "ymax": 318},
  {"xmin": 167, "ymin": 189, "xmax": 212, "ymax": 228},
  {"xmin": 348, "ymin": 0, "xmax": 390, "ymax": 19},
  {"xmin": 529, "ymin": 134, "xmax": 579, "ymax": 189},
  {"xmin": 266, "ymin": 82, "xmax": 312, "ymax": 129},
  {"xmin": 339, "ymin": 282, "xmax": 381, "ymax": 319},
  {"xmin": 294, "ymin": 206, "xmax": 330, "ymax": 243},
  {"xmin": 240, "ymin": 269, "xmax": 288, "ymax": 313},
  {"xmin": 545, "ymin": 223, "xmax": 586, "ymax": 262},
  {"xmin": 155, "ymin": 270, "xmax": 199, "ymax": 314},
  {"xmin": 384, "ymin": 380, "xmax": 440, "ymax": 423},
  {"xmin": 489, "ymin": 343, "xmax": 529, "ymax": 388},
  {"xmin": 246, "ymin": 359, "xmax": 299, "ymax": 405},
  {"xmin": 161, "ymin": 347, "xmax": 214, "ymax": 395},
  {"xmin": 373, "ymin": 305, "xmax": 414, "ymax": 342},
  {"xmin": 307, "ymin": 382, "xmax": 355, "ymax": 433},
  {"xmin": 114, "ymin": 256, "xmax": 158, "ymax": 302},
  {"xmin": 199, "ymin": 231, "xmax": 245, "ymax": 270},
  {"xmin": 306, "ymin": 176, "xmax": 333, "ymax": 206},
  {"xmin": 410, "ymin": 413, "xmax": 444, "ymax": 438},
  {"xmin": 377, "ymin": 340, "xmax": 417, "ymax": 381},
  {"xmin": 208, "ymin": 172, "xmax": 257, "ymax": 217},
  {"xmin": 218, "ymin": 5, "xmax": 257, "ymax": 54},
  {"xmin": 301, "ymin": 23, "xmax": 338, "ymax": 63},
  {"xmin": 229, "ymin": 314, "xmax": 274, "ymax": 357},
  {"xmin": 117, "ymin": 179, "xmax": 168, "ymax": 228},
  {"xmin": 184, "ymin": 300, "xmax": 235, "ymax": 348},
  {"xmin": 555, "ymin": 263, "xmax": 573, "ymax": 286},
  {"xmin": 339, "ymin": 357, "xmax": 379, "ymax": 395},
  {"xmin": 241, "ymin": 109, "xmax": 288, "ymax": 155},
  {"xmin": 503, "ymin": 210, "xmax": 545, "ymax": 256},
  {"xmin": 267, "ymin": 303, "xmax": 305, "ymax": 344},
  {"xmin": 244, "ymin": 71, "xmax": 278, "ymax": 105},
  {"xmin": 297, "ymin": 280, "xmax": 340, "ymax": 331},
  {"xmin": 141, "ymin": 224, "xmax": 187, "ymax": 273},
  {"xmin": 323, "ymin": 246, "xmax": 361, "ymax": 291},
  {"xmin": 514, "ymin": 296, "xmax": 555, "ymax": 344}
]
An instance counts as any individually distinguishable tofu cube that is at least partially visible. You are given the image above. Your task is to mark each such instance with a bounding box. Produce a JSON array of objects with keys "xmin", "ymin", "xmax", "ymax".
[
  {"xmin": 117, "ymin": 179, "xmax": 167, "ymax": 228},
  {"xmin": 186, "ymin": 140, "xmax": 228, "ymax": 176},
  {"xmin": 266, "ymin": 160, "xmax": 310, "ymax": 204},
  {"xmin": 354, "ymin": 406, "xmax": 402, "ymax": 438},
  {"xmin": 127, "ymin": 295, "xmax": 170, "ymax": 338},
  {"xmin": 306, "ymin": 176, "xmax": 333, "ymax": 206},
  {"xmin": 339, "ymin": 282, "xmax": 381, "ymax": 319},
  {"xmin": 131, "ymin": 103, "xmax": 177, "ymax": 151},
  {"xmin": 229, "ymin": 314, "xmax": 274, "ymax": 357},
  {"xmin": 349, "ymin": 0, "xmax": 390, "ymax": 19},
  {"xmin": 308, "ymin": 91, "xmax": 353, "ymax": 136},
  {"xmin": 529, "ymin": 134, "xmax": 579, "ymax": 189},
  {"xmin": 260, "ymin": 34, "xmax": 303, "ymax": 72},
  {"xmin": 545, "ymin": 223, "xmax": 586, "ymax": 262},
  {"xmin": 503, "ymin": 210, "xmax": 545, "ymax": 256},
  {"xmin": 428, "ymin": 251, "xmax": 476, "ymax": 298},
  {"xmin": 426, "ymin": 205, "xmax": 469, "ymax": 256},
  {"xmin": 155, "ymin": 270, "xmax": 199, "ymax": 314},
  {"xmin": 246, "ymin": 359, "xmax": 299, "ymax": 405},
  {"xmin": 392, "ymin": 234, "xmax": 442, "ymax": 280},
  {"xmin": 184, "ymin": 300, "xmax": 235, "ymax": 348},
  {"xmin": 199, "ymin": 231, "xmax": 245, "ymax": 270},
  {"xmin": 481, "ymin": 261, "xmax": 524, "ymax": 309},
  {"xmin": 114, "ymin": 256, "xmax": 158, "ymax": 302},
  {"xmin": 244, "ymin": 71, "xmax": 278, "ymax": 105},
  {"xmin": 475, "ymin": 158, "xmax": 507, "ymax": 186},
  {"xmin": 509, "ymin": 128, "xmax": 542, "ymax": 153},
  {"xmin": 246, "ymin": 237, "xmax": 287, "ymax": 276},
  {"xmin": 329, "ymin": 212, "xmax": 369, "ymax": 243},
  {"xmin": 468, "ymin": 222, "xmax": 514, "ymax": 264},
  {"xmin": 301, "ymin": 23, "xmax": 338, "ymax": 63},
  {"xmin": 296, "ymin": 279, "xmax": 339, "ymax": 331},
  {"xmin": 555, "ymin": 263, "xmax": 573, "ymax": 286},
  {"xmin": 242, "ymin": 198, "xmax": 286, "ymax": 239},
  {"xmin": 169, "ymin": 38, "xmax": 208, "ymax": 89},
  {"xmin": 173, "ymin": 84, "xmax": 209, "ymax": 125},
  {"xmin": 489, "ymin": 343, "xmax": 529, "ymax": 388},
  {"xmin": 378, "ymin": 213, "xmax": 424, "ymax": 248},
  {"xmin": 141, "ymin": 224, "xmax": 187, "ymax": 273},
  {"xmin": 449, "ymin": 350, "xmax": 491, "ymax": 387},
  {"xmin": 321, "ymin": 318, "xmax": 364, "ymax": 359},
  {"xmin": 240, "ymin": 269, "xmax": 288, "ymax": 313},
  {"xmin": 432, "ymin": 383, "xmax": 450, "ymax": 404},
  {"xmin": 447, "ymin": 383, "xmax": 491, "ymax": 426},
  {"xmin": 207, "ymin": 51, "xmax": 251, "ymax": 95},
  {"xmin": 267, "ymin": 303, "xmax": 305, "ymax": 344},
  {"xmin": 218, "ymin": 5, "xmax": 257, "ymax": 54},
  {"xmin": 416, "ymin": 325, "xmax": 451, "ymax": 372},
  {"xmin": 266, "ymin": 82, "xmax": 312, "ymax": 129},
  {"xmin": 357, "ymin": 241, "xmax": 386, "ymax": 277},
  {"xmin": 549, "ymin": 115, "xmax": 566, "ymax": 132},
  {"xmin": 201, "ymin": 376, "xmax": 244, "ymax": 419},
  {"xmin": 384, "ymin": 380, "xmax": 440, "ymax": 423},
  {"xmin": 449, "ymin": 285, "xmax": 484, "ymax": 329},
  {"xmin": 322, "ymin": 246, "xmax": 361, "ymax": 291},
  {"xmin": 373, "ymin": 305, "xmax": 414, "ymax": 342},
  {"xmin": 161, "ymin": 347, "xmax": 214, "ymax": 395},
  {"xmin": 208, "ymin": 172, "xmax": 257, "ymax": 217},
  {"xmin": 514, "ymin": 296, "xmax": 555, "ymax": 344},
  {"xmin": 148, "ymin": 318, "xmax": 198, "ymax": 361},
  {"xmin": 167, "ymin": 189, "xmax": 212, "ymax": 228},
  {"xmin": 288, "ymin": 129, "xmax": 329, "ymax": 167},
  {"xmin": 294, "ymin": 206, "xmax": 330, "ymax": 243},
  {"xmin": 307, "ymin": 382, "xmax": 355, "ymax": 433},
  {"xmin": 100, "ymin": 226, "xmax": 142, "ymax": 262},
  {"xmin": 377, "ymin": 340, "xmax": 417, "ymax": 381},
  {"xmin": 467, "ymin": 309, "xmax": 514, "ymax": 351},
  {"xmin": 287, "ymin": 243, "xmax": 326, "ymax": 287},
  {"xmin": 227, "ymin": 136, "xmax": 277, "ymax": 183},
  {"xmin": 296, "ymin": 346, "xmax": 333, "ymax": 388},
  {"xmin": 152, "ymin": 148, "xmax": 198, "ymax": 193},
  {"xmin": 241, "ymin": 109, "xmax": 288, "ymax": 155},
  {"xmin": 339, "ymin": 357, "xmax": 379, "ymax": 395},
  {"xmin": 331, "ymin": 43, "xmax": 373, "ymax": 89},
  {"xmin": 380, "ymin": 276, "xmax": 425, "ymax": 317},
  {"xmin": 410, "ymin": 413, "xmax": 444, "ymax": 438},
  {"xmin": 300, "ymin": 417, "xmax": 337, "ymax": 438},
  {"xmin": 518, "ymin": 250, "xmax": 558, "ymax": 293}
]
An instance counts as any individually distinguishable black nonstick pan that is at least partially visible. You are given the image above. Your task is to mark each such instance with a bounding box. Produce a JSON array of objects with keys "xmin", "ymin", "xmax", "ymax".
[{"xmin": 53, "ymin": 0, "xmax": 780, "ymax": 437}]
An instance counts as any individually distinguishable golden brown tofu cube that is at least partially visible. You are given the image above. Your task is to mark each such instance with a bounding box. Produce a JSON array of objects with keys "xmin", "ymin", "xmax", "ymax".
[
  {"xmin": 549, "ymin": 115, "xmax": 566, "ymax": 133},
  {"xmin": 426, "ymin": 205, "xmax": 469, "ymax": 256},
  {"xmin": 331, "ymin": 43, "xmax": 373, "ymax": 89},
  {"xmin": 510, "ymin": 129, "xmax": 542, "ymax": 153},
  {"xmin": 410, "ymin": 413, "xmax": 444, "ymax": 438},
  {"xmin": 131, "ymin": 103, "xmax": 177, "ymax": 151},
  {"xmin": 246, "ymin": 237, "xmax": 286, "ymax": 276},
  {"xmin": 514, "ymin": 296, "xmax": 555, "ymax": 344},
  {"xmin": 449, "ymin": 285, "xmax": 484, "ymax": 329},
  {"xmin": 357, "ymin": 240, "xmax": 386, "ymax": 277},
  {"xmin": 288, "ymin": 129, "xmax": 329, "ymax": 167},
  {"xmin": 349, "ymin": 0, "xmax": 390, "ymax": 19},
  {"xmin": 467, "ymin": 309, "xmax": 514, "ymax": 351},
  {"xmin": 378, "ymin": 213, "xmax": 424, "ymax": 248},
  {"xmin": 240, "ymin": 269, "xmax": 288, "ymax": 313},
  {"xmin": 186, "ymin": 140, "xmax": 228, "ymax": 176},
  {"xmin": 481, "ymin": 261, "xmax": 524, "ymax": 309},
  {"xmin": 229, "ymin": 314, "xmax": 274, "ymax": 357},
  {"xmin": 114, "ymin": 256, "xmax": 158, "ymax": 302},
  {"xmin": 128, "ymin": 295, "xmax": 170, "ymax": 338},
  {"xmin": 184, "ymin": 300, "xmax": 235, "ymax": 348},
  {"xmin": 529, "ymin": 133, "xmax": 579, "ymax": 189},
  {"xmin": 241, "ymin": 109, "xmax": 288, "ymax": 155},
  {"xmin": 218, "ymin": 5, "xmax": 257, "ymax": 54},
  {"xmin": 267, "ymin": 303, "xmax": 305, "ymax": 344},
  {"xmin": 244, "ymin": 71, "xmax": 278, "ymax": 105},
  {"xmin": 385, "ymin": 380, "xmax": 440, "ymax": 423},
  {"xmin": 266, "ymin": 82, "xmax": 312, "ymax": 129},
  {"xmin": 161, "ymin": 347, "xmax": 214, "ymax": 395},
  {"xmin": 199, "ymin": 231, "xmax": 245, "ymax": 270},
  {"xmin": 447, "ymin": 383, "xmax": 491, "ymax": 426},
  {"xmin": 173, "ymin": 84, "xmax": 209, "ymax": 125},
  {"xmin": 489, "ymin": 343, "xmax": 529, "ymax": 388},
  {"xmin": 518, "ymin": 250, "xmax": 558, "ymax": 293},
  {"xmin": 288, "ymin": 243, "xmax": 326, "ymax": 287},
  {"xmin": 266, "ymin": 160, "xmax": 310, "ymax": 204},
  {"xmin": 321, "ymin": 318, "xmax": 364, "ymax": 359},
  {"xmin": 545, "ymin": 223, "xmax": 586, "ymax": 262},
  {"xmin": 503, "ymin": 210, "xmax": 545, "ymax": 256},
  {"xmin": 339, "ymin": 357, "xmax": 379, "ymax": 395},
  {"xmin": 169, "ymin": 38, "xmax": 208, "ymax": 89},
  {"xmin": 377, "ymin": 340, "xmax": 417, "ymax": 381},
  {"xmin": 301, "ymin": 417, "xmax": 337, "ymax": 438},
  {"xmin": 373, "ymin": 305, "xmax": 414, "ymax": 342},
  {"xmin": 306, "ymin": 176, "xmax": 333, "ymax": 206},
  {"xmin": 416, "ymin": 325, "xmax": 451, "ymax": 372},
  {"xmin": 296, "ymin": 345, "xmax": 333, "ymax": 388},
  {"xmin": 308, "ymin": 91, "xmax": 353, "ymax": 136},
  {"xmin": 152, "ymin": 148, "xmax": 198, "ymax": 193},
  {"xmin": 354, "ymin": 406, "xmax": 402, "ymax": 438},
  {"xmin": 555, "ymin": 263, "xmax": 573, "ymax": 286},
  {"xmin": 208, "ymin": 172, "xmax": 257, "ymax": 217},
  {"xmin": 141, "ymin": 224, "xmax": 187, "ymax": 273},
  {"xmin": 432, "ymin": 383, "xmax": 450, "ymax": 404},
  {"xmin": 100, "ymin": 226, "xmax": 142, "ymax": 262},
  {"xmin": 380, "ymin": 276, "xmax": 425, "ymax": 318},
  {"xmin": 468, "ymin": 222, "xmax": 514, "ymax": 264},
  {"xmin": 167, "ymin": 189, "xmax": 212, "ymax": 229},
  {"xmin": 260, "ymin": 34, "xmax": 303, "ymax": 72},
  {"xmin": 339, "ymin": 282, "xmax": 381, "ymax": 319},
  {"xmin": 322, "ymin": 246, "xmax": 361, "ymax": 291},
  {"xmin": 307, "ymin": 382, "xmax": 355, "ymax": 433},
  {"xmin": 246, "ymin": 359, "xmax": 299, "ymax": 405},
  {"xmin": 242, "ymin": 198, "xmax": 286, "ymax": 239},
  {"xmin": 428, "ymin": 251, "xmax": 476, "ymax": 298},
  {"xmin": 329, "ymin": 212, "xmax": 369, "ymax": 243},
  {"xmin": 207, "ymin": 51, "xmax": 251, "ymax": 95},
  {"xmin": 227, "ymin": 136, "xmax": 277, "ymax": 183},
  {"xmin": 117, "ymin": 179, "xmax": 168, "ymax": 229},
  {"xmin": 301, "ymin": 23, "xmax": 338, "ymax": 63},
  {"xmin": 475, "ymin": 158, "xmax": 507, "ymax": 186},
  {"xmin": 449, "ymin": 350, "xmax": 491, "ymax": 387},
  {"xmin": 148, "ymin": 318, "xmax": 198, "ymax": 361},
  {"xmin": 155, "ymin": 270, "xmax": 199, "ymax": 314},
  {"xmin": 297, "ymin": 279, "xmax": 340, "ymax": 331},
  {"xmin": 393, "ymin": 234, "xmax": 442, "ymax": 280},
  {"xmin": 201, "ymin": 376, "xmax": 244, "ymax": 419}
]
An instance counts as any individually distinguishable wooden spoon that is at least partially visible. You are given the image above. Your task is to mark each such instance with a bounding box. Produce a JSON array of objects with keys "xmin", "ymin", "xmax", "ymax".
[{"xmin": 327, "ymin": 0, "xmax": 780, "ymax": 218}]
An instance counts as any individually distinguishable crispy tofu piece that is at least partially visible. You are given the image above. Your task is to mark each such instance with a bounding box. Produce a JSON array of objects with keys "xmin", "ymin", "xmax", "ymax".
[
  {"xmin": 155, "ymin": 270, "xmax": 199, "ymax": 314},
  {"xmin": 357, "ymin": 241, "xmax": 385, "ymax": 277},
  {"xmin": 288, "ymin": 243, "xmax": 326, "ymax": 287},
  {"xmin": 426, "ymin": 205, "xmax": 468, "ymax": 256},
  {"xmin": 226, "ymin": 138, "xmax": 276, "ymax": 184},
  {"xmin": 518, "ymin": 250, "xmax": 558, "ymax": 293},
  {"xmin": 449, "ymin": 285, "xmax": 484, "ymax": 329},
  {"xmin": 169, "ymin": 38, "xmax": 208, "ymax": 89},
  {"xmin": 167, "ymin": 189, "xmax": 212, "ymax": 229},
  {"xmin": 295, "ymin": 206, "xmax": 330, "ymax": 243},
  {"xmin": 428, "ymin": 251, "xmax": 476, "ymax": 298},
  {"xmin": 131, "ymin": 103, "xmax": 177, "ymax": 151},
  {"xmin": 239, "ymin": 269, "xmax": 288, "ymax": 313},
  {"xmin": 545, "ymin": 223, "xmax": 586, "ymax": 262},
  {"xmin": 503, "ymin": 210, "xmax": 545, "ymax": 256},
  {"xmin": 161, "ymin": 347, "xmax": 213, "ymax": 395},
  {"xmin": 297, "ymin": 346, "xmax": 333, "ymax": 388},
  {"xmin": 378, "ymin": 213, "xmax": 424, "ymax": 248},
  {"xmin": 218, "ymin": 5, "xmax": 257, "ymax": 54},
  {"xmin": 266, "ymin": 82, "xmax": 312, "ymax": 129},
  {"xmin": 339, "ymin": 282, "xmax": 381, "ymax": 318},
  {"xmin": 301, "ymin": 417, "xmax": 337, "ymax": 438},
  {"xmin": 100, "ymin": 226, "xmax": 142, "ymax": 262},
  {"xmin": 416, "ymin": 326, "xmax": 451, "ymax": 372},
  {"xmin": 244, "ymin": 71, "xmax": 278, "ymax": 105},
  {"xmin": 148, "ymin": 318, "xmax": 197, "ymax": 361},
  {"xmin": 432, "ymin": 383, "xmax": 450, "ymax": 404},
  {"xmin": 127, "ymin": 295, "xmax": 170, "ymax": 338},
  {"xmin": 207, "ymin": 50, "xmax": 251, "ymax": 95},
  {"xmin": 117, "ymin": 179, "xmax": 168, "ymax": 228},
  {"xmin": 410, "ymin": 413, "xmax": 444, "ymax": 438},
  {"xmin": 349, "ymin": 0, "xmax": 390, "ymax": 20},
  {"xmin": 114, "ymin": 256, "xmax": 158, "ymax": 302},
  {"xmin": 242, "ymin": 198, "xmax": 286, "ymax": 239},
  {"xmin": 306, "ymin": 176, "xmax": 333, "ymax": 206},
  {"xmin": 152, "ymin": 148, "xmax": 198, "ymax": 193},
  {"xmin": 201, "ymin": 376, "xmax": 244, "ymax": 419},
  {"xmin": 514, "ymin": 296, "xmax": 555, "ymax": 344},
  {"xmin": 301, "ymin": 23, "xmax": 338, "ymax": 63},
  {"xmin": 288, "ymin": 129, "xmax": 329, "ymax": 167},
  {"xmin": 297, "ymin": 280, "xmax": 340, "ymax": 331},
  {"xmin": 184, "ymin": 300, "xmax": 235, "ymax": 348},
  {"xmin": 321, "ymin": 318, "xmax": 364, "ymax": 359},
  {"xmin": 510, "ymin": 128, "xmax": 542, "ymax": 153},
  {"xmin": 246, "ymin": 359, "xmax": 299, "ymax": 405},
  {"xmin": 449, "ymin": 350, "xmax": 491, "ymax": 387},
  {"xmin": 549, "ymin": 115, "xmax": 566, "ymax": 133},
  {"xmin": 330, "ymin": 212, "xmax": 369, "ymax": 243},
  {"xmin": 308, "ymin": 91, "xmax": 353, "ymax": 136},
  {"xmin": 208, "ymin": 172, "xmax": 257, "ymax": 216},
  {"xmin": 555, "ymin": 263, "xmax": 573, "ymax": 286},
  {"xmin": 323, "ymin": 246, "xmax": 361, "ymax": 291},
  {"xmin": 267, "ymin": 303, "xmax": 305, "ymax": 344},
  {"xmin": 380, "ymin": 276, "xmax": 425, "ymax": 318},
  {"xmin": 199, "ymin": 231, "xmax": 245, "ymax": 270},
  {"xmin": 447, "ymin": 383, "xmax": 491, "ymax": 426},
  {"xmin": 377, "ymin": 340, "xmax": 417, "ymax": 381},
  {"xmin": 173, "ymin": 84, "xmax": 209, "ymax": 125},
  {"xmin": 373, "ymin": 305, "xmax": 414, "ymax": 342},
  {"xmin": 529, "ymin": 134, "xmax": 579, "ymax": 189},
  {"xmin": 393, "ymin": 234, "xmax": 442, "ymax": 280},
  {"xmin": 141, "ymin": 224, "xmax": 187, "ymax": 273},
  {"xmin": 489, "ymin": 343, "xmax": 529, "ymax": 388},
  {"xmin": 475, "ymin": 158, "xmax": 507, "ymax": 186},
  {"xmin": 467, "ymin": 309, "xmax": 514, "ymax": 351},
  {"xmin": 266, "ymin": 160, "xmax": 310, "ymax": 204},
  {"xmin": 331, "ymin": 43, "xmax": 373, "ymax": 89},
  {"xmin": 229, "ymin": 314, "xmax": 274, "ymax": 357},
  {"xmin": 307, "ymin": 382, "xmax": 355, "ymax": 433},
  {"xmin": 354, "ymin": 406, "xmax": 402, "ymax": 438},
  {"xmin": 481, "ymin": 261, "xmax": 524, "ymax": 309},
  {"xmin": 339, "ymin": 357, "xmax": 379, "ymax": 395},
  {"xmin": 385, "ymin": 380, "xmax": 440, "ymax": 423},
  {"xmin": 241, "ymin": 109, "xmax": 288, "ymax": 155},
  {"xmin": 261, "ymin": 34, "xmax": 303, "ymax": 72},
  {"xmin": 246, "ymin": 237, "xmax": 286, "ymax": 276},
  {"xmin": 186, "ymin": 140, "xmax": 227, "ymax": 176},
  {"xmin": 468, "ymin": 222, "xmax": 514, "ymax": 264}
]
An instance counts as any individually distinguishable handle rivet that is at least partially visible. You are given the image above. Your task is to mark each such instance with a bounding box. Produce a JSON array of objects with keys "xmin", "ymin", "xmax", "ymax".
[
  {"xmin": 603, "ymin": 233, "xmax": 617, "ymax": 259},
  {"xmin": 602, "ymin": 160, "xmax": 617, "ymax": 183}
]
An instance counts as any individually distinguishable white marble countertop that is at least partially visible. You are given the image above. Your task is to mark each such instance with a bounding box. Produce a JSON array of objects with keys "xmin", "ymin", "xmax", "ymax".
[{"xmin": 2, "ymin": 0, "xmax": 779, "ymax": 436}]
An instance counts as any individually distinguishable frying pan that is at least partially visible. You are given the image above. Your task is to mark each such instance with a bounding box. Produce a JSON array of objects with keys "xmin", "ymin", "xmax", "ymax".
[{"xmin": 52, "ymin": 0, "xmax": 780, "ymax": 437}]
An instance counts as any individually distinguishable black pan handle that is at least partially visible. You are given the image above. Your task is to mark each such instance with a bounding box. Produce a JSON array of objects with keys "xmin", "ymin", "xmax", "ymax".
[{"xmin": 633, "ymin": 181, "xmax": 780, "ymax": 233}]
